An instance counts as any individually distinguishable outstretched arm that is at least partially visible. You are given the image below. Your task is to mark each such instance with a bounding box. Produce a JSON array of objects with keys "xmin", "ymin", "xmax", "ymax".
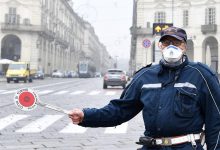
[{"xmin": 68, "ymin": 77, "xmax": 143, "ymax": 127}]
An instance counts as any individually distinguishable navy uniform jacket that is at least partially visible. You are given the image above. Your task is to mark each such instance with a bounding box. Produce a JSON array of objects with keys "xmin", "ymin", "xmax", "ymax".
[{"xmin": 79, "ymin": 57, "xmax": 220, "ymax": 150}]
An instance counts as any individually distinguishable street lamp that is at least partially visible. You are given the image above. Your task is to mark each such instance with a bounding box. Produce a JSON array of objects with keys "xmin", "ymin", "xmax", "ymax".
[
  {"xmin": 114, "ymin": 56, "xmax": 118, "ymax": 68},
  {"xmin": 172, "ymin": 0, "xmax": 174, "ymax": 23}
]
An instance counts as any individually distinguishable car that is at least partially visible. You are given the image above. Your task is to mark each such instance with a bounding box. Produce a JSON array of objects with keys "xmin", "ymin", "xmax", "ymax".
[
  {"xmin": 63, "ymin": 71, "xmax": 69, "ymax": 78},
  {"xmin": 52, "ymin": 70, "xmax": 63, "ymax": 78},
  {"xmin": 33, "ymin": 70, "xmax": 44, "ymax": 79},
  {"xmin": 70, "ymin": 71, "xmax": 79, "ymax": 78},
  {"xmin": 64, "ymin": 71, "xmax": 78, "ymax": 78},
  {"xmin": 103, "ymin": 69, "xmax": 127, "ymax": 89},
  {"xmin": 95, "ymin": 72, "xmax": 102, "ymax": 77}
]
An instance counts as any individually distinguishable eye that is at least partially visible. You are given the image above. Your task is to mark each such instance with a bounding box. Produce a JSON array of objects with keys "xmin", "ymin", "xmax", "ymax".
[
  {"xmin": 162, "ymin": 40, "xmax": 170, "ymax": 46},
  {"xmin": 173, "ymin": 40, "xmax": 182, "ymax": 46}
]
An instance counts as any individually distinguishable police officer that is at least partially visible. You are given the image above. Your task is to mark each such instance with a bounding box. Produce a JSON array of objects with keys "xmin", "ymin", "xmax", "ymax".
[{"xmin": 68, "ymin": 27, "xmax": 220, "ymax": 150}]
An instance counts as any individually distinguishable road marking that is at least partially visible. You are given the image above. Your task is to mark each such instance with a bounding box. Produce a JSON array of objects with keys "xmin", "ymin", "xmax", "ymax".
[
  {"xmin": 59, "ymin": 123, "xmax": 87, "ymax": 133},
  {"xmin": 70, "ymin": 91, "xmax": 85, "ymax": 95},
  {"xmin": 53, "ymin": 91, "xmax": 68, "ymax": 95},
  {"xmin": 1, "ymin": 90, "xmax": 16, "ymax": 94},
  {"xmin": 0, "ymin": 90, "xmax": 6, "ymax": 93},
  {"xmin": 31, "ymin": 80, "xmax": 82, "ymax": 89},
  {"xmin": 37, "ymin": 90, "xmax": 53, "ymax": 95},
  {"xmin": 88, "ymin": 91, "xmax": 101, "ymax": 95},
  {"xmin": 0, "ymin": 114, "xmax": 28, "ymax": 130},
  {"xmin": 16, "ymin": 115, "xmax": 63, "ymax": 133},
  {"xmin": 104, "ymin": 123, "xmax": 128, "ymax": 134},
  {"xmin": 105, "ymin": 91, "xmax": 116, "ymax": 95}
]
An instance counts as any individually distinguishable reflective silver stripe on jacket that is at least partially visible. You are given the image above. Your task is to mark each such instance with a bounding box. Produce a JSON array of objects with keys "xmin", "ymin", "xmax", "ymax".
[
  {"xmin": 174, "ymin": 82, "xmax": 197, "ymax": 89},
  {"xmin": 142, "ymin": 82, "xmax": 196, "ymax": 89},
  {"xmin": 142, "ymin": 83, "xmax": 162, "ymax": 89}
]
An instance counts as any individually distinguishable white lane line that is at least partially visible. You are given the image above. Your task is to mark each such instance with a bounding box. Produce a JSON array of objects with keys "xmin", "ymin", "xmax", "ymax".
[
  {"xmin": 31, "ymin": 80, "xmax": 80, "ymax": 89},
  {"xmin": 0, "ymin": 114, "xmax": 28, "ymax": 130},
  {"xmin": 104, "ymin": 123, "xmax": 128, "ymax": 134},
  {"xmin": 1, "ymin": 90, "xmax": 16, "ymax": 94},
  {"xmin": 70, "ymin": 91, "xmax": 85, "ymax": 95},
  {"xmin": 88, "ymin": 91, "xmax": 101, "ymax": 95},
  {"xmin": 59, "ymin": 123, "xmax": 87, "ymax": 133},
  {"xmin": 16, "ymin": 115, "xmax": 63, "ymax": 133},
  {"xmin": 53, "ymin": 91, "xmax": 68, "ymax": 95},
  {"xmin": 37, "ymin": 90, "xmax": 53, "ymax": 95},
  {"xmin": 105, "ymin": 91, "xmax": 116, "ymax": 96},
  {"xmin": 0, "ymin": 90, "xmax": 6, "ymax": 93}
]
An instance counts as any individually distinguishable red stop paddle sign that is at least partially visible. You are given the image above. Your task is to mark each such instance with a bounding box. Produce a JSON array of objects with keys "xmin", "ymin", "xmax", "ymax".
[
  {"xmin": 14, "ymin": 88, "xmax": 38, "ymax": 111},
  {"xmin": 14, "ymin": 88, "xmax": 70, "ymax": 114}
]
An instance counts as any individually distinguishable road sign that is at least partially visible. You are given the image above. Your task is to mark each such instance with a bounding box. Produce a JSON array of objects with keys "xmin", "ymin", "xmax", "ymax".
[
  {"xmin": 142, "ymin": 39, "xmax": 151, "ymax": 48},
  {"xmin": 153, "ymin": 23, "xmax": 173, "ymax": 35},
  {"xmin": 14, "ymin": 88, "xmax": 38, "ymax": 111}
]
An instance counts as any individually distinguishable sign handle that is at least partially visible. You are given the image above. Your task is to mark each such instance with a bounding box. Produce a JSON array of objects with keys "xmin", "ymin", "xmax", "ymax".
[{"xmin": 37, "ymin": 101, "xmax": 70, "ymax": 114}]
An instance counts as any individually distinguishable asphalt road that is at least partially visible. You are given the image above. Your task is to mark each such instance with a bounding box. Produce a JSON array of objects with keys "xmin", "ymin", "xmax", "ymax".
[{"xmin": 0, "ymin": 77, "xmax": 144, "ymax": 150}]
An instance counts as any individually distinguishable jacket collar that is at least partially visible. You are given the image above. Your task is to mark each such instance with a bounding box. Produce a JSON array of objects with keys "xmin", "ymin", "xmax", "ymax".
[{"xmin": 158, "ymin": 55, "xmax": 189, "ymax": 76}]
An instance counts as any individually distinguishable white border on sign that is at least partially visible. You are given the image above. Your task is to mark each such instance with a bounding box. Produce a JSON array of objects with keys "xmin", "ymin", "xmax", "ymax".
[{"xmin": 14, "ymin": 88, "xmax": 38, "ymax": 111}]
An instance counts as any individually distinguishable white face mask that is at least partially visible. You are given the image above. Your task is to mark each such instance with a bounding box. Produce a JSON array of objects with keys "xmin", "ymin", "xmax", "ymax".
[{"xmin": 162, "ymin": 45, "xmax": 183, "ymax": 63}]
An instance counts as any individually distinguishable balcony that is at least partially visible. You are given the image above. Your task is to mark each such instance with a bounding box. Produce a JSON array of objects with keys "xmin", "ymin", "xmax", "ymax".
[
  {"xmin": 40, "ymin": 26, "xmax": 55, "ymax": 41},
  {"xmin": 1, "ymin": 23, "xmax": 42, "ymax": 32},
  {"xmin": 55, "ymin": 35, "xmax": 69, "ymax": 49},
  {"xmin": 201, "ymin": 24, "xmax": 217, "ymax": 34},
  {"xmin": 130, "ymin": 26, "xmax": 152, "ymax": 36},
  {"xmin": 1, "ymin": 23, "xmax": 56, "ymax": 41}
]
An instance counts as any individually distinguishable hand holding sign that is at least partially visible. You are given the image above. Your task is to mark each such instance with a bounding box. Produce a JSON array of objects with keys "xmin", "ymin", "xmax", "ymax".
[
  {"xmin": 14, "ymin": 88, "xmax": 70, "ymax": 114},
  {"xmin": 68, "ymin": 108, "xmax": 84, "ymax": 124}
]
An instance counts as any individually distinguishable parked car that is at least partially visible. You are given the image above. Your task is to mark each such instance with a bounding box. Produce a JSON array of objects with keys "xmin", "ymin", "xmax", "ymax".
[
  {"xmin": 0, "ymin": 70, "xmax": 3, "ymax": 76},
  {"xmin": 71, "ymin": 71, "xmax": 79, "ymax": 78},
  {"xmin": 63, "ymin": 71, "xmax": 78, "ymax": 78},
  {"xmin": 52, "ymin": 70, "xmax": 63, "ymax": 78},
  {"xmin": 103, "ymin": 69, "xmax": 127, "ymax": 89},
  {"xmin": 33, "ymin": 70, "xmax": 44, "ymax": 79},
  {"xmin": 63, "ymin": 71, "xmax": 70, "ymax": 78},
  {"xmin": 95, "ymin": 72, "xmax": 102, "ymax": 77}
]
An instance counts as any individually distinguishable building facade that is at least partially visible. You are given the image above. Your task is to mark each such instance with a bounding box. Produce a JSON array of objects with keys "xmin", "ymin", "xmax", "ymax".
[
  {"xmin": 82, "ymin": 22, "xmax": 113, "ymax": 74},
  {"xmin": 130, "ymin": 0, "xmax": 220, "ymax": 76},
  {"xmin": 0, "ymin": 0, "xmax": 112, "ymax": 75}
]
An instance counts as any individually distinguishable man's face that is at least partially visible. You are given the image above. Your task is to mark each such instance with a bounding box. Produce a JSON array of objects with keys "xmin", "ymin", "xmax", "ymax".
[{"xmin": 159, "ymin": 36, "xmax": 187, "ymax": 53}]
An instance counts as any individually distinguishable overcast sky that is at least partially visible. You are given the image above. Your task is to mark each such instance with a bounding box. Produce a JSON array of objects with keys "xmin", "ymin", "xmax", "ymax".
[{"xmin": 73, "ymin": 0, "xmax": 133, "ymax": 62}]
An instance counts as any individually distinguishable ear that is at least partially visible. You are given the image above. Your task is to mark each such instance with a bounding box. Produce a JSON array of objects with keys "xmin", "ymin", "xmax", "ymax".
[
  {"xmin": 158, "ymin": 42, "xmax": 163, "ymax": 50},
  {"xmin": 182, "ymin": 43, "xmax": 187, "ymax": 52}
]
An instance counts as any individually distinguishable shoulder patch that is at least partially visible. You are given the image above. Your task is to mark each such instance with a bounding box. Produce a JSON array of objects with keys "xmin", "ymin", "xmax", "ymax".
[
  {"xmin": 197, "ymin": 62, "xmax": 216, "ymax": 76},
  {"xmin": 134, "ymin": 63, "xmax": 152, "ymax": 75}
]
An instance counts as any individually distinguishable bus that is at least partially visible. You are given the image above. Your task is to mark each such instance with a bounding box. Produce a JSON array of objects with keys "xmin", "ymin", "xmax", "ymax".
[{"xmin": 78, "ymin": 61, "xmax": 96, "ymax": 78}]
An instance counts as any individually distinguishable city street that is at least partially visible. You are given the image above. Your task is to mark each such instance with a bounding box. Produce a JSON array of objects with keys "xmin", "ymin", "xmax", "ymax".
[
  {"xmin": 0, "ymin": 0, "xmax": 219, "ymax": 150},
  {"xmin": 0, "ymin": 77, "xmax": 144, "ymax": 150}
]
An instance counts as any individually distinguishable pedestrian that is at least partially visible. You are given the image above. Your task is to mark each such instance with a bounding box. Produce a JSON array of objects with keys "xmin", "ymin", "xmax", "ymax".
[{"xmin": 68, "ymin": 26, "xmax": 220, "ymax": 150}]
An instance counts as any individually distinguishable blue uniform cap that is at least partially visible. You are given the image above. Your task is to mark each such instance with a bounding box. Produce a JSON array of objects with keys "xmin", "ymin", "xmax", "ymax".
[{"xmin": 159, "ymin": 27, "xmax": 187, "ymax": 42}]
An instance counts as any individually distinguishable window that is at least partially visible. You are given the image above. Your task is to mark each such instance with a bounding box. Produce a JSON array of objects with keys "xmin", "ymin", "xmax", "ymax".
[
  {"xmin": 205, "ymin": 7, "xmax": 215, "ymax": 25},
  {"xmin": 6, "ymin": 7, "xmax": 19, "ymax": 24},
  {"xmin": 146, "ymin": 22, "xmax": 151, "ymax": 28},
  {"xmin": 9, "ymin": 7, "xmax": 16, "ymax": 14},
  {"xmin": 154, "ymin": 11, "xmax": 166, "ymax": 23},
  {"xmin": 45, "ymin": 0, "xmax": 48, "ymax": 8},
  {"xmin": 183, "ymin": 10, "xmax": 189, "ymax": 27},
  {"xmin": 23, "ymin": 18, "xmax": 30, "ymax": 25}
]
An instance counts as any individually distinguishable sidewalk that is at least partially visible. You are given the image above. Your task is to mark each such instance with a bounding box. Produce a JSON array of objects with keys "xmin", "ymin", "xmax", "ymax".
[{"xmin": 0, "ymin": 76, "xmax": 6, "ymax": 82}]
